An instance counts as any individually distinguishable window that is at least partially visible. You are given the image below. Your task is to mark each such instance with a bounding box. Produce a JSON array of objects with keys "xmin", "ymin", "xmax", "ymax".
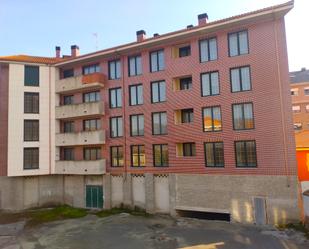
[
  {"xmin": 63, "ymin": 69, "xmax": 74, "ymax": 78},
  {"xmin": 110, "ymin": 116, "xmax": 123, "ymax": 138},
  {"xmin": 151, "ymin": 80, "xmax": 166, "ymax": 103},
  {"xmin": 152, "ymin": 112, "xmax": 167, "ymax": 135},
  {"xmin": 201, "ymin": 71, "xmax": 219, "ymax": 96},
  {"xmin": 109, "ymin": 88, "xmax": 122, "ymax": 108},
  {"xmin": 83, "ymin": 91, "xmax": 100, "ymax": 103},
  {"xmin": 199, "ymin": 38, "xmax": 217, "ymax": 62},
  {"xmin": 181, "ymin": 108, "xmax": 194, "ymax": 123},
  {"xmin": 230, "ymin": 66, "xmax": 251, "ymax": 92},
  {"xmin": 63, "ymin": 95, "xmax": 74, "ymax": 105},
  {"xmin": 180, "ymin": 77, "xmax": 192, "ymax": 90},
  {"xmin": 232, "ymin": 103, "xmax": 254, "ymax": 130},
  {"xmin": 63, "ymin": 121, "xmax": 74, "ymax": 133},
  {"xmin": 84, "ymin": 147, "xmax": 101, "ymax": 160},
  {"xmin": 292, "ymin": 105, "xmax": 301, "ymax": 113},
  {"xmin": 24, "ymin": 65, "xmax": 39, "ymax": 86},
  {"xmin": 150, "ymin": 50, "xmax": 164, "ymax": 72},
  {"xmin": 63, "ymin": 148, "xmax": 74, "ymax": 160},
  {"xmin": 24, "ymin": 148, "xmax": 39, "ymax": 169},
  {"xmin": 83, "ymin": 119, "xmax": 101, "ymax": 131},
  {"xmin": 203, "ymin": 106, "xmax": 222, "ymax": 132},
  {"xmin": 24, "ymin": 120, "xmax": 39, "ymax": 141},
  {"xmin": 305, "ymin": 88, "xmax": 309, "ymax": 96},
  {"xmin": 130, "ymin": 114, "xmax": 144, "ymax": 136},
  {"xmin": 83, "ymin": 64, "xmax": 100, "ymax": 75},
  {"xmin": 131, "ymin": 145, "xmax": 145, "ymax": 167},
  {"xmin": 129, "ymin": 84, "xmax": 143, "ymax": 105},
  {"xmin": 294, "ymin": 123, "xmax": 302, "ymax": 130},
  {"xmin": 179, "ymin": 46, "xmax": 191, "ymax": 57},
  {"xmin": 153, "ymin": 144, "xmax": 168, "ymax": 167},
  {"xmin": 291, "ymin": 88, "xmax": 298, "ymax": 96},
  {"xmin": 183, "ymin": 143, "xmax": 196, "ymax": 157},
  {"xmin": 111, "ymin": 146, "xmax": 124, "ymax": 167},
  {"xmin": 24, "ymin": 92, "xmax": 39, "ymax": 113},
  {"xmin": 108, "ymin": 60, "xmax": 121, "ymax": 80},
  {"xmin": 204, "ymin": 142, "xmax": 224, "ymax": 167},
  {"xmin": 128, "ymin": 55, "xmax": 142, "ymax": 76},
  {"xmin": 228, "ymin": 30, "xmax": 249, "ymax": 57},
  {"xmin": 235, "ymin": 140, "xmax": 257, "ymax": 167}
]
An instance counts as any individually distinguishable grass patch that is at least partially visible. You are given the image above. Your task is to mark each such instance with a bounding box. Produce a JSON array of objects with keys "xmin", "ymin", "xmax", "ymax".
[
  {"xmin": 277, "ymin": 222, "xmax": 309, "ymax": 239},
  {"xmin": 95, "ymin": 205, "xmax": 151, "ymax": 218}
]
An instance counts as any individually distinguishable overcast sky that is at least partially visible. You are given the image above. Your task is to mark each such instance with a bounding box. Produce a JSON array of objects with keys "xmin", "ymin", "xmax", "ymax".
[{"xmin": 0, "ymin": 0, "xmax": 307, "ymax": 71}]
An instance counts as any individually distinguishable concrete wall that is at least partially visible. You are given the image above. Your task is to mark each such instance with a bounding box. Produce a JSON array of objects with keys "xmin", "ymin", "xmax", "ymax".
[
  {"xmin": 154, "ymin": 174, "xmax": 170, "ymax": 213},
  {"xmin": 132, "ymin": 174, "xmax": 146, "ymax": 209},
  {"xmin": 111, "ymin": 175, "xmax": 123, "ymax": 207}
]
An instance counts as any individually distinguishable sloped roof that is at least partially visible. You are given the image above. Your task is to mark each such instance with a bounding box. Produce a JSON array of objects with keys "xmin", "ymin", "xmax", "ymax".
[
  {"xmin": 0, "ymin": 55, "xmax": 63, "ymax": 64},
  {"xmin": 290, "ymin": 69, "xmax": 309, "ymax": 84}
]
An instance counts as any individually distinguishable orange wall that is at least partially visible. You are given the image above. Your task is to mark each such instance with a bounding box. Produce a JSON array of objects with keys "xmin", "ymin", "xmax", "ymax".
[{"xmin": 296, "ymin": 150, "xmax": 309, "ymax": 181}]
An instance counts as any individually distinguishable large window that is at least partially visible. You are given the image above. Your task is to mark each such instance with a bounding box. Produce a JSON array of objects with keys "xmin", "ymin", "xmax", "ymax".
[
  {"xmin": 131, "ymin": 145, "xmax": 145, "ymax": 167},
  {"xmin": 83, "ymin": 64, "xmax": 100, "ymax": 75},
  {"xmin": 108, "ymin": 60, "xmax": 121, "ymax": 80},
  {"xmin": 235, "ymin": 140, "xmax": 257, "ymax": 167},
  {"xmin": 201, "ymin": 71, "xmax": 219, "ymax": 96},
  {"xmin": 24, "ymin": 120, "xmax": 39, "ymax": 141},
  {"xmin": 204, "ymin": 142, "xmax": 224, "ymax": 167},
  {"xmin": 181, "ymin": 108, "xmax": 194, "ymax": 123},
  {"xmin": 63, "ymin": 95, "xmax": 74, "ymax": 105},
  {"xmin": 63, "ymin": 69, "xmax": 74, "ymax": 78},
  {"xmin": 63, "ymin": 121, "xmax": 74, "ymax": 133},
  {"xmin": 180, "ymin": 77, "xmax": 192, "ymax": 90},
  {"xmin": 128, "ymin": 55, "xmax": 142, "ymax": 76},
  {"xmin": 230, "ymin": 66, "xmax": 251, "ymax": 92},
  {"xmin": 110, "ymin": 116, "xmax": 123, "ymax": 138},
  {"xmin": 83, "ymin": 91, "xmax": 100, "ymax": 103},
  {"xmin": 130, "ymin": 114, "xmax": 144, "ymax": 136},
  {"xmin": 24, "ymin": 65, "xmax": 39, "ymax": 86},
  {"xmin": 199, "ymin": 38, "xmax": 217, "ymax": 62},
  {"xmin": 183, "ymin": 143, "xmax": 196, "ymax": 157},
  {"xmin": 202, "ymin": 106, "xmax": 222, "ymax": 132},
  {"xmin": 292, "ymin": 105, "xmax": 301, "ymax": 113},
  {"xmin": 109, "ymin": 88, "xmax": 122, "ymax": 108},
  {"xmin": 24, "ymin": 92, "xmax": 39, "ymax": 113},
  {"xmin": 151, "ymin": 80, "xmax": 166, "ymax": 103},
  {"xmin": 152, "ymin": 112, "xmax": 167, "ymax": 135},
  {"xmin": 24, "ymin": 148, "xmax": 39, "ymax": 169},
  {"xmin": 228, "ymin": 30, "xmax": 249, "ymax": 57},
  {"xmin": 63, "ymin": 148, "xmax": 74, "ymax": 160},
  {"xmin": 111, "ymin": 146, "xmax": 124, "ymax": 167},
  {"xmin": 83, "ymin": 119, "xmax": 101, "ymax": 131},
  {"xmin": 84, "ymin": 147, "xmax": 101, "ymax": 160},
  {"xmin": 153, "ymin": 144, "xmax": 168, "ymax": 167},
  {"xmin": 232, "ymin": 103, "xmax": 254, "ymax": 130},
  {"xmin": 129, "ymin": 84, "xmax": 143, "ymax": 106},
  {"xmin": 150, "ymin": 50, "xmax": 164, "ymax": 72}
]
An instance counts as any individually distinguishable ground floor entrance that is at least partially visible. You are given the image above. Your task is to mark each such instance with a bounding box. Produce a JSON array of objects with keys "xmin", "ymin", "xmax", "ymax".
[{"xmin": 86, "ymin": 185, "xmax": 103, "ymax": 209}]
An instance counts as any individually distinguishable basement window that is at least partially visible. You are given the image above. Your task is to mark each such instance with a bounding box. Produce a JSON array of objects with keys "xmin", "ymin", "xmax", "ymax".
[{"xmin": 176, "ymin": 210, "xmax": 230, "ymax": 222}]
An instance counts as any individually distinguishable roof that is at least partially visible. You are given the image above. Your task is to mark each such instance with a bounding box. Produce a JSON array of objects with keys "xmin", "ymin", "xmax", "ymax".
[
  {"xmin": 0, "ymin": 55, "xmax": 63, "ymax": 64},
  {"xmin": 295, "ymin": 130, "xmax": 309, "ymax": 148},
  {"xmin": 0, "ymin": 1, "xmax": 294, "ymax": 66},
  {"xmin": 290, "ymin": 68, "xmax": 309, "ymax": 84}
]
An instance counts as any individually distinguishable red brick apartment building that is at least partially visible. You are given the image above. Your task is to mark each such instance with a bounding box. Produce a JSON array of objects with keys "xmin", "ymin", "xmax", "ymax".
[{"xmin": 0, "ymin": 1, "xmax": 299, "ymax": 224}]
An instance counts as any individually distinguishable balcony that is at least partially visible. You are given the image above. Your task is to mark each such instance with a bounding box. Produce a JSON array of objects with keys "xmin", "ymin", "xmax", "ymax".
[
  {"xmin": 55, "ymin": 102, "xmax": 104, "ymax": 119},
  {"xmin": 55, "ymin": 159, "xmax": 106, "ymax": 175},
  {"xmin": 56, "ymin": 73, "xmax": 106, "ymax": 94},
  {"xmin": 56, "ymin": 130, "xmax": 105, "ymax": 146}
]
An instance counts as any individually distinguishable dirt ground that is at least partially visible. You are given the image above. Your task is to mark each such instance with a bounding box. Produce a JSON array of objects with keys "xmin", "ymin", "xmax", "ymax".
[{"xmin": 0, "ymin": 213, "xmax": 309, "ymax": 249}]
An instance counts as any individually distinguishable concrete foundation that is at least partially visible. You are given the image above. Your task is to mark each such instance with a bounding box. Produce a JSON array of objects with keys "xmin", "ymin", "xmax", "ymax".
[{"xmin": 0, "ymin": 174, "xmax": 300, "ymax": 225}]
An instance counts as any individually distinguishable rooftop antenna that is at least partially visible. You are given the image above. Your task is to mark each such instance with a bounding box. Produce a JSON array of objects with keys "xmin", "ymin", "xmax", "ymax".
[{"xmin": 93, "ymin": 33, "xmax": 98, "ymax": 51}]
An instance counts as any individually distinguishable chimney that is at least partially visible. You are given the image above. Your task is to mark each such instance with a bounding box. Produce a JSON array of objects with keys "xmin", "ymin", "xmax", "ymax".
[
  {"xmin": 153, "ymin": 33, "xmax": 159, "ymax": 37},
  {"xmin": 55, "ymin": 46, "xmax": 61, "ymax": 58},
  {"xmin": 71, "ymin": 45, "xmax": 80, "ymax": 57},
  {"xmin": 187, "ymin": 25, "xmax": 194, "ymax": 29},
  {"xmin": 198, "ymin": 13, "xmax": 208, "ymax": 26},
  {"xmin": 136, "ymin": 30, "xmax": 146, "ymax": 42}
]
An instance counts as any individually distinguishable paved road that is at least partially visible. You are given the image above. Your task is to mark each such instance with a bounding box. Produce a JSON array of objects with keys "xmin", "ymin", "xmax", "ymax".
[{"xmin": 0, "ymin": 214, "xmax": 308, "ymax": 249}]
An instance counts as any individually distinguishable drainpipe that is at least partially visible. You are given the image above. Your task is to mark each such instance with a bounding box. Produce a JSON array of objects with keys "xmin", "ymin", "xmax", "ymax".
[
  {"xmin": 273, "ymin": 19, "xmax": 290, "ymax": 187},
  {"xmin": 48, "ymin": 65, "xmax": 52, "ymax": 175}
]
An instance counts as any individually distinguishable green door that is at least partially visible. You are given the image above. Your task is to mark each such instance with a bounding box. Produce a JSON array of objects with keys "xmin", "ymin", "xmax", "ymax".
[{"xmin": 86, "ymin": 185, "xmax": 103, "ymax": 209}]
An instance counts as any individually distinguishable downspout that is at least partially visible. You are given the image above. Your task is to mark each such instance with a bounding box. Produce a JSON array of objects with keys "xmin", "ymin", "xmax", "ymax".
[
  {"xmin": 48, "ymin": 65, "xmax": 52, "ymax": 175},
  {"xmin": 273, "ymin": 18, "xmax": 290, "ymax": 187}
]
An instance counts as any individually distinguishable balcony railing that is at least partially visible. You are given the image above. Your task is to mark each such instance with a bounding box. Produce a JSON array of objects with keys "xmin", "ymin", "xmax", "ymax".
[
  {"xmin": 55, "ymin": 102, "xmax": 104, "ymax": 119},
  {"xmin": 56, "ymin": 73, "xmax": 106, "ymax": 94},
  {"xmin": 56, "ymin": 130, "xmax": 105, "ymax": 146},
  {"xmin": 55, "ymin": 159, "xmax": 106, "ymax": 175}
]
